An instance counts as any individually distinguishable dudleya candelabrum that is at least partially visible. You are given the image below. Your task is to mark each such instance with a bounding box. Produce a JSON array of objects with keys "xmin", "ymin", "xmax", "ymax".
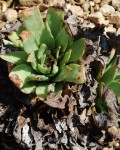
[
  {"xmin": 0, "ymin": 7, "xmax": 86, "ymax": 99},
  {"xmin": 96, "ymin": 48, "xmax": 120, "ymax": 112}
]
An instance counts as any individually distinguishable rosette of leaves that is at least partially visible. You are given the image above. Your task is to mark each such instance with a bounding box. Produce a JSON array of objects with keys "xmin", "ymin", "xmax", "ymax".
[
  {"xmin": 96, "ymin": 48, "xmax": 120, "ymax": 112},
  {"xmin": 0, "ymin": 8, "xmax": 86, "ymax": 99}
]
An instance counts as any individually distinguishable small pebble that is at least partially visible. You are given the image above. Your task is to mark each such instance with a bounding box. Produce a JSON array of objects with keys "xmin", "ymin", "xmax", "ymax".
[
  {"xmin": 104, "ymin": 25, "xmax": 116, "ymax": 34},
  {"xmin": 93, "ymin": 0, "xmax": 101, "ymax": 4},
  {"xmin": 107, "ymin": 11, "xmax": 120, "ymax": 24},
  {"xmin": 100, "ymin": 0, "xmax": 111, "ymax": 6},
  {"xmin": 99, "ymin": 5, "xmax": 115, "ymax": 16},
  {"xmin": 112, "ymin": 0, "xmax": 120, "ymax": 11},
  {"xmin": 69, "ymin": 5, "xmax": 84, "ymax": 17},
  {"xmin": 0, "ymin": 20, "xmax": 5, "ymax": 29},
  {"xmin": 89, "ymin": 11, "xmax": 105, "ymax": 25},
  {"xmin": 5, "ymin": 23, "xmax": 11, "ymax": 29},
  {"xmin": 76, "ymin": 0, "xmax": 85, "ymax": 4},
  {"xmin": 4, "ymin": 9, "xmax": 17, "ymax": 22},
  {"xmin": 94, "ymin": 4, "xmax": 99, "ymax": 11},
  {"xmin": 82, "ymin": 2, "xmax": 90, "ymax": 12},
  {"xmin": 89, "ymin": 1, "xmax": 95, "ymax": 7}
]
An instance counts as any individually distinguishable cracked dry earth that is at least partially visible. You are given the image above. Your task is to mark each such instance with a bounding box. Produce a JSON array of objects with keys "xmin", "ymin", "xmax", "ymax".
[{"xmin": 0, "ymin": 0, "xmax": 120, "ymax": 150}]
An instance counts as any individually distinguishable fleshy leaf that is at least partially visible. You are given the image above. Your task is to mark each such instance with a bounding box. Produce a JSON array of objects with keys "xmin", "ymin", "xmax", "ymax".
[
  {"xmin": 9, "ymin": 64, "xmax": 36, "ymax": 88},
  {"xmin": 69, "ymin": 38, "xmax": 85, "ymax": 62},
  {"xmin": 37, "ymin": 44, "xmax": 47, "ymax": 61},
  {"xmin": 108, "ymin": 81, "xmax": 120, "ymax": 99},
  {"xmin": 55, "ymin": 28, "xmax": 68, "ymax": 53},
  {"xmin": 46, "ymin": 8, "xmax": 64, "ymax": 38},
  {"xmin": 3, "ymin": 39, "xmax": 14, "ymax": 45},
  {"xmin": 67, "ymin": 35, "xmax": 73, "ymax": 47},
  {"xmin": 21, "ymin": 82, "xmax": 37, "ymax": 94},
  {"xmin": 8, "ymin": 32, "xmax": 23, "ymax": 48},
  {"xmin": 20, "ymin": 31, "xmax": 38, "ymax": 54},
  {"xmin": 0, "ymin": 51, "xmax": 28, "ymax": 65},
  {"xmin": 48, "ymin": 61, "xmax": 58, "ymax": 77},
  {"xmin": 100, "ymin": 57, "xmax": 118, "ymax": 86},
  {"xmin": 27, "ymin": 74, "xmax": 49, "ymax": 81},
  {"xmin": 59, "ymin": 49, "xmax": 72, "ymax": 70},
  {"xmin": 40, "ymin": 22, "xmax": 55, "ymax": 50},
  {"xmin": 95, "ymin": 97, "xmax": 108, "ymax": 112},
  {"xmin": 54, "ymin": 64, "xmax": 86, "ymax": 84},
  {"xmin": 38, "ymin": 64, "xmax": 51, "ymax": 75},
  {"xmin": 36, "ymin": 83, "xmax": 55, "ymax": 98},
  {"xmin": 27, "ymin": 51, "xmax": 38, "ymax": 71},
  {"xmin": 107, "ymin": 48, "xmax": 116, "ymax": 65},
  {"xmin": 23, "ymin": 8, "xmax": 44, "ymax": 45}
]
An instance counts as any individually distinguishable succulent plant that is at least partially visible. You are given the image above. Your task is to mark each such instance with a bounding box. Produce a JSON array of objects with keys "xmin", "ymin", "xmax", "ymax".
[
  {"xmin": 0, "ymin": 8, "xmax": 86, "ymax": 99},
  {"xmin": 96, "ymin": 48, "xmax": 120, "ymax": 112}
]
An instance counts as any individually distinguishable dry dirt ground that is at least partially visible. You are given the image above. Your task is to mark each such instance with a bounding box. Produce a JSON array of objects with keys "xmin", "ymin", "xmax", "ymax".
[{"xmin": 0, "ymin": 0, "xmax": 120, "ymax": 150}]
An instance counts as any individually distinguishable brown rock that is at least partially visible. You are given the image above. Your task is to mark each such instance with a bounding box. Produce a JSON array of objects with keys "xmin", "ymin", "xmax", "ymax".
[
  {"xmin": 93, "ymin": 0, "xmax": 101, "ymax": 4},
  {"xmin": 100, "ymin": 5, "xmax": 115, "ymax": 16},
  {"xmin": 83, "ymin": 12, "xmax": 89, "ymax": 19},
  {"xmin": 90, "ymin": 6, "xmax": 94, "ymax": 13},
  {"xmin": 0, "ymin": 20, "xmax": 5, "ymax": 29},
  {"xmin": 94, "ymin": 4, "xmax": 99, "ymax": 11},
  {"xmin": 89, "ymin": 11, "xmax": 105, "ymax": 24},
  {"xmin": 107, "ymin": 11, "xmax": 120, "ymax": 24},
  {"xmin": 100, "ymin": 0, "xmax": 111, "ymax": 6},
  {"xmin": 19, "ymin": 0, "xmax": 43, "ymax": 6},
  {"xmin": 48, "ymin": 0, "xmax": 65, "ymax": 5},
  {"xmin": 76, "ymin": 0, "xmax": 85, "ymax": 4},
  {"xmin": 89, "ymin": 1, "xmax": 95, "ymax": 7},
  {"xmin": 0, "ymin": 1, "xmax": 7, "ymax": 13},
  {"xmin": 69, "ymin": 5, "xmax": 84, "ymax": 17},
  {"xmin": 82, "ymin": 2, "xmax": 90, "ymax": 12},
  {"xmin": 4, "ymin": 9, "xmax": 17, "ymax": 22},
  {"xmin": 112, "ymin": 0, "xmax": 120, "ymax": 11}
]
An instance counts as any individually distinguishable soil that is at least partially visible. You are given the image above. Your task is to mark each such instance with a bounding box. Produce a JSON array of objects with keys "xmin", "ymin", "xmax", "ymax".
[{"xmin": 0, "ymin": 0, "xmax": 120, "ymax": 150}]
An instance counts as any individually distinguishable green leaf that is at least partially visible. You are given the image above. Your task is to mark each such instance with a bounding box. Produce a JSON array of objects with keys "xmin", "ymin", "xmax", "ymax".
[
  {"xmin": 108, "ymin": 81, "xmax": 120, "ymax": 99},
  {"xmin": 95, "ymin": 97, "xmax": 108, "ymax": 113},
  {"xmin": 27, "ymin": 74, "xmax": 49, "ymax": 81},
  {"xmin": 55, "ymin": 46, "xmax": 61, "ymax": 59},
  {"xmin": 55, "ymin": 28, "xmax": 68, "ymax": 53},
  {"xmin": 27, "ymin": 51, "xmax": 38, "ymax": 71},
  {"xmin": 59, "ymin": 49, "xmax": 72, "ymax": 70},
  {"xmin": 8, "ymin": 32, "xmax": 23, "ymax": 48},
  {"xmin": 37, "ymin": 44, "xmax": 47, "ymax": 61},
  {"xmin": 54, "ymin": 64, "xmax": 86, "ymax": 84},
  {"xmin": 23, "ymin": 8, "xmax": 44, "ymax": 45},
  {"xmin": 21, "ymin": 82, "xmax": 36, "ymax": 94},
  {"xmin": 36, "ymin": 83, "xmax": 55, "ymax": 98},
  {"xmin": 107, "ymin": 48, "xmax": 116, "ymax": 65},
  {"xmin": 67, "ymin": 35, "xmax": 73, "ymax": 47},
  {"xmin": 40, "ymin": 22, "xmax": 55, "ymax": 50},
  {"xmin": 115, "ymin": 69, "xmax": 120, "ymax": 81},
  {"xmin": 17, "ymin": 25, "xmax": 25, "ymax": 35},
  {"xmin": 100, "ymin": 57, "xmax": 118, "ymax": 86},
  {"xmin": 9, "ymin": 64, "xmax": 36, "ymax": 88},
  {"xmin": 3, "ymin": 39, "xmax": 14, "ymax": 45},
  {"xmin": 20, "ymin": 31, "xmax": 38, "ymax": 54},
  {"xmin": 48, "ymin": 61, "xmax": 58, "ymax": 77},
  {"xmin": 38, "ymin": 64, "xmax": 51, "ymax": 75},
  {"xmin": 69, "ymin": 38, "xmax": 85, "ymax": 62},
  {"xmin": 0, "ymin": 51, "xmax": 28, "ymax": 65},
  {"xmin": 46, "ymin": 8, "xmax": 64, "ymax": 38}
]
